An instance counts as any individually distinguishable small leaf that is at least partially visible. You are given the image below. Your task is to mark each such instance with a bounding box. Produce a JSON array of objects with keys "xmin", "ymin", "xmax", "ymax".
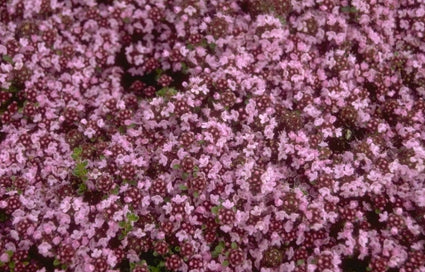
[
  {"xmin": 111, "ymin": 187, "xmax": 119, "ymax": 195},
  {"xmin": 211, "ymin": 206, "xmax": 219, "ymax": 215},
  {"xmin": 172, "ymin": 164, "xmax": 181, "ymax": 170},
  {"xmin": 53, "ymin": 259, "xmax": 60, "ymax": 266},
  {"xmin": 118, "ymin": 221, "xmax": 126, "ymax": 228},
  {"xmin": 186, "ymin": 43, "xmax": 194, "ymax": 50},
  {"xmin": 123, "ymin": 17, "xmax": 131, "ymax": 24},
  {"xmin": 193, "ymin": 191, "xmax": 199, "ymax": 198},
  {"xmin": 181, "ymin": 172, "xmax": 189, "ymax": 180},
  {"xmin": 5, "ymin": 250, "xmax": 13, "ymax": 257},
  {"xmin": 8, "ymin": 261, "xmax": 15, "ymax": 269},
  {"xmin": 231, "ymin": 242, "xmax": 238, "ymax": 249},
  {"xmin": 149, "ymin": 266, "xmax": 160, "ymax": 272},
  {"xmin": 345, "ymin": 129, "xmax": 353, "ymax": 141},
  {"xmin": 375, "ymin": 208, "xmax": 380, "ymax": 214},
  {"xmin": 297, "ymin": 259, "xmax": 305, "ymax": 266},
  {"xmin": 174, "ymin": 246, "xmax": 180, "ymax": 252},
  {"xmin": 119, "ymin": 126, "xmax": 127, "ymax": 134},
  {"xmin": 366, "ymin": 267, "xmax": 372, "ymax": 271},
  {"xmin": 73, "ymin": 161, "xmax": 88, "ymax": 178},
  {"xmin": 179, "ymin": 184, "xmax": 188, "ymax": 190},
  {"xmin": 72, "ymin": 146, "xmax": 83, "ymax": 160},
  {"xmin": 2, "ymin": 55, "xmax": 14, "ymax": 64},
  {"xmin": 208, "ymin": 43, "xmax": 216, "ymax": 51},
  {"xmin": 181, "ymin": 62, "xmax": 189, "ymax": 74},
  {"xmin": 212, "ymin": 241, "xmax": 225, "ymax": 257},
  {"xmin": 77, "ymin": 183, "xmax": 87, "ymax": 195},
  {"xmin": 156, "ymin": 87, "xmax": 178, "ymax": 98},
  {"xmin": 127, "ymin": 213, "xmax": 139, "ymax": 222},
  {"xmin": 222, "ymin": 260, "xmax": 229, "ymax": 267}
]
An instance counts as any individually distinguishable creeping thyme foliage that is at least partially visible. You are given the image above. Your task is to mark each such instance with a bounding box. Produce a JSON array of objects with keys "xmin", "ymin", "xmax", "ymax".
[{"xmin": 0, "ymin": 0, "xmax": 425, "ymax": 271}]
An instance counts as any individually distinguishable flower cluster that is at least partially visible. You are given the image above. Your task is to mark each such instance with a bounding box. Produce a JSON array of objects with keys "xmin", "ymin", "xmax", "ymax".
[{"xmin": 1, "ymin": 0, "xmax": 425, "ymax": 271}]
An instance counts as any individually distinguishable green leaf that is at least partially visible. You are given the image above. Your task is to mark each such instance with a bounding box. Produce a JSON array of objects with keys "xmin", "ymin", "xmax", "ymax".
[
  {"xmin": 186, "ymin": 43, "xmax": 194, "ymax": 50},
  {"xmin": 73, "ymin": 161, "xmax": 88, "ymax": 178},
  {"xmin": 179, "ymin": 184, "xmax": 188, "ymax": 190},
  {"xmin": 2, "ymin": 55, "xmax": 14, "ymax": 64},
  {"xmin": 72, "ymin": 146, "xmax": 83, "ymax": 160},
  {"xmin": 154, "ymin": 68, "xmax": 164, "ymax": 81},
  {"xmin": 222, "ymin": 260, "xmax": 229, "ymax": 267},
  {"xmin": 231, "ymin": 242, "xmax": 238, "ymax": 249},
  {"xmin": 193, "ymin": 191, "xmax": 199, "ymax": 198},
  {"xmin": 208, "ymin": 43, "xmax": 217, "ymax": 51},
  {"xmin": 366, "ymin": 266, "xmax": 372, "ymax": 271},
  {"xmin": 53, "ymin": 259, "xmax": 60, "ymax": 266},
  {"xmin": 156, "ymin": 87, "xmax": 178, "ymax": 98},
  {"xmin": 0, "ymin": 211, "xmax": 9, "ymax": 222},
  {"xmin": 61, "ymin": 264, "xmax": 68, "ymax": 270},
  {"xmin": 212, "ymin": 241, "xmax": 225, "ymax": 257},
  {"xmin": 211, "ymin": 206, "xmax": 219, "ymax": 215},
  {"xmin": 130, "ymin": 263, "xmax": 136, "ymax": 270},
  {"xmin": 297, "ymin": 259, "xmax": 305, "ymax": 266},
  {"xmin": 6, "ymin": 250, "xmax": 13, "ymax": 257},
  {"xmin": 181, "ymin": 172, "xmax": 189, "ymax": 180},
  {"xmin": 111, "ymin": 187, "xmax": 119, "ymax": 195},
  {"xmin": 174, "ymin": 246, "xmax": 180, "ymax": 252},
  {"xmin": 8, "ymin": 261, "xmax": 15, "ymax": 269},
  {"xmin": 375, "ymin": 208, "xmax": 380, "ymax": 214},
  {"xmin": 181, "ymin": 62, "xmax": 189, "ymax": 74},
  {"xmin": 77, "ymin": 183, "xmax": 87, "ymax": 195},
  {"xmin": 149, "ymin": 265, "xmax": 161, "ymax": 272},
  {"xmin": 345, "ymin": 129, "xmax": 353, "ymax": 141},
  {"xmin": 341, "ymin": 6, "xmax": 358, "ymax": 13},
  {"xmin": 119, "ymin": 126, "xmax": 127, "ymax": 134},
  {"xmin": 172, "ymin": 164, "xmax": 181, "ymax": 170},
  {"xmin": 123, "ymin": 17, "xmax": 131, "ymax": 24},
  {"xmin": 127, "ymin": 213, "xmax": 139, "ymax": 222}
]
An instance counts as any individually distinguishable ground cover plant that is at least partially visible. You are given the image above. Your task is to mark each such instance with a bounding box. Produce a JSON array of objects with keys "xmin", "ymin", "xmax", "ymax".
[{"xmin": 0, "ymin": 0, "xmax": 425, "ymax": 271}]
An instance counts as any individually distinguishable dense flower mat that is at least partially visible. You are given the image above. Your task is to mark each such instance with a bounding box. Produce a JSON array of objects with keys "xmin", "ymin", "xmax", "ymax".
[{"xmin": 1, "ymin": 0, "xmax": 425, "ymax": 271}]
